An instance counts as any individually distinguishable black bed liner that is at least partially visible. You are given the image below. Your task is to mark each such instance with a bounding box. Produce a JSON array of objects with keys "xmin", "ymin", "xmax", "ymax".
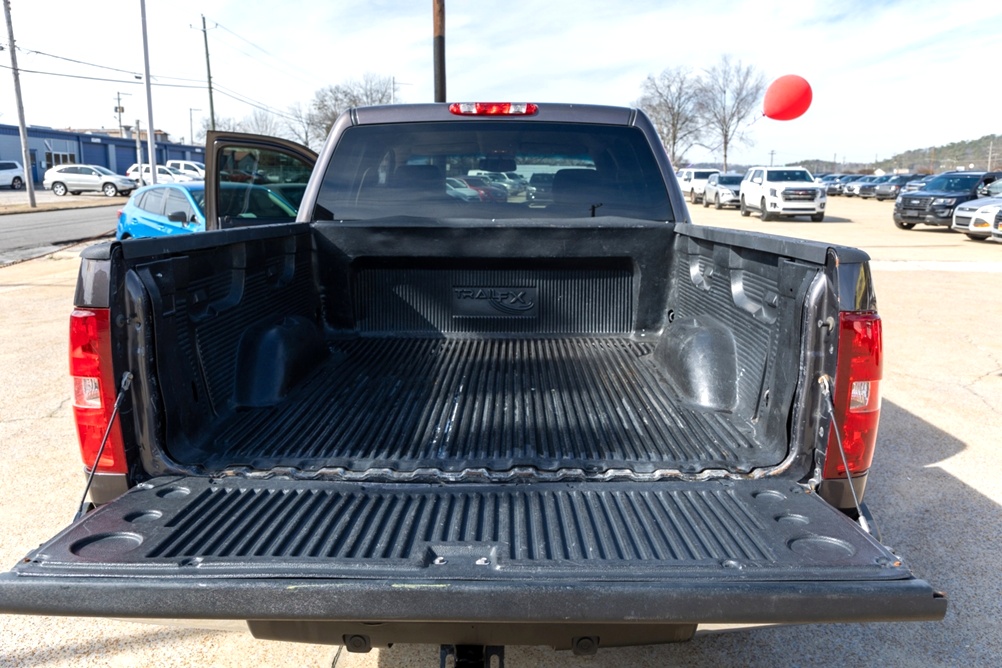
[
  {"xmin": 187, "ymin": 337, "xmax": 775, "ymax": 479},
  {"xmin": 0, "ymin": 476, "xmax": 946, "ymax": 625}
]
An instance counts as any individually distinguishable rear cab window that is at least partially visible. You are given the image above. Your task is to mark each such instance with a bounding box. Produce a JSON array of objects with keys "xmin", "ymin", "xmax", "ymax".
[{"xmin": 313, "ymin": 121, "xmax": 672, "ymax": 221}]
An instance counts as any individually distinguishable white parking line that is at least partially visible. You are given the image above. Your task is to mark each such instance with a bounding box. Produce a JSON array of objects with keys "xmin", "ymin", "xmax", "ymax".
[{"xmin": 870, "ymin": 260, "xmax": 1002, "ymax": 272}]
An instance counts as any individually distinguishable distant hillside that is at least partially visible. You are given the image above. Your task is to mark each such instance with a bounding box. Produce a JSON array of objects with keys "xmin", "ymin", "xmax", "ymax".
[{"xmin": 793, "ymin": 134, "xmax": 1001, "ymax": 175}]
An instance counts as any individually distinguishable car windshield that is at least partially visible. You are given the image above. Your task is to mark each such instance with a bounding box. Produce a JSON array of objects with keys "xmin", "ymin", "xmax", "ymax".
[
  {"xmin": 315, "ymin": 121, "xmax": 672, "ymax": 221},
  {"xmin": 693, "ymin": 171, "xmax": 717, "ymax": 179},
  {"xmin": 922, "ymin": 174, "xmax": 981, "ymax": 193},
  {"xmin": 766, "ymin": 170, "xmax": 813, "ymax": 182},
  {"xmin": 718, "ymin": 175, "xmax": 743, "ymax": 186},
  {"xmin": 93, "ymin": 166, "xmax": 116, "ymax": 176}
]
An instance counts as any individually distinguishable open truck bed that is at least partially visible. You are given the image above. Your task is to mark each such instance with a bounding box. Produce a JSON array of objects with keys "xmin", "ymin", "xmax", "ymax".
[{"xmin": 0, "ymin": 106, "xmax": 945, "ymax": 655}]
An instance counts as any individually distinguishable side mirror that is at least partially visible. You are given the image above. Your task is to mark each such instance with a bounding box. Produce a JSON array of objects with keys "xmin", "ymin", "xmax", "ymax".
[{"xmin": 167, "ymin": 211, "xmax": 188, "ymax": 223}]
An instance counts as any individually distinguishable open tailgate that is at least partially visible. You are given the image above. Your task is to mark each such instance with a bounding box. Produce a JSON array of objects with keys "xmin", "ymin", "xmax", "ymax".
[{"xmin": 0, "ymin": 477, "xmax": 945, "ymax": 626}]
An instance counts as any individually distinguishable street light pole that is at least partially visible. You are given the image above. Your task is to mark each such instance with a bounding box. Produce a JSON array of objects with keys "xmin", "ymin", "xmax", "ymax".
[
  {"xmin": 189, "ymin": 108, "xmax": 201, "ymax": 145},
  {"xmin": 202, "ymin": 15, "xmax": 216, "ymax": 131},
  {"xmin": 139, "ymin": 0, "xmax": 157, "ymax": 183},
  {"xmin": 115, "ymin": 91, "xmax": 131, "ymax": 137}
]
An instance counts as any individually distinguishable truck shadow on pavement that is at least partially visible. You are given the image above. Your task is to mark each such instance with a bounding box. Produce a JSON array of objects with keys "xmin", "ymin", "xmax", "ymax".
[
  {"xmin": 0, "ymin": 626, "xmax": 207, "ymax": 668},
  {"xmin": 366, "ymin": 400, "xmax": 998, "ymax": 668}
]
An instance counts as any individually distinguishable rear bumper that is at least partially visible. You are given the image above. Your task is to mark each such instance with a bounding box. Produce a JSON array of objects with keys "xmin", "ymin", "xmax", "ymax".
[{"xmin": 0, "ymin": 572, "xmax": 947, "ymax": 625}]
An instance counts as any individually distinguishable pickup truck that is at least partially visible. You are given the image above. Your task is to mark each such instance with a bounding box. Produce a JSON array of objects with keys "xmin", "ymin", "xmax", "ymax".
[{"xmin": 0, "ymin": 103, "xmax": 945, "ymax": 661}]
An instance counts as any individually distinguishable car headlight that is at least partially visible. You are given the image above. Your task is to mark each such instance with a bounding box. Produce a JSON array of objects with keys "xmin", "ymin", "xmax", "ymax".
[
  {"xmin": 721, "ymin": 189, "xmax": 733, "ymax": 196},
  {"xmin": 932, "ymin": 198, "xmax": 956, "ymax": 206}
]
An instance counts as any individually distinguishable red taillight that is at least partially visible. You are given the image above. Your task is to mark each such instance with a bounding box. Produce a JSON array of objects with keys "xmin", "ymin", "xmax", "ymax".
[
  {"xmin": 449, "ymin": 102, "xmax": 539, "ymax": 116},
  {"xmin": 823, "ymin": 311, "xmax": 882, "ymax": 479},
  {"xmin": 70, "ymin": 308, "xmax": 127, "ymax": 474}
]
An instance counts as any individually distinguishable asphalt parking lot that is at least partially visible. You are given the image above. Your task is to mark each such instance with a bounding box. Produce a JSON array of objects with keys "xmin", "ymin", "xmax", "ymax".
[{"xmin": 0, "ymin": 195, "xmax": 999, "ymax": 667}]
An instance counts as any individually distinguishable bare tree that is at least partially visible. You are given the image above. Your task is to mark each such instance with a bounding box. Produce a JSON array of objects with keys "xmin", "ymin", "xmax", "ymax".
[
  {"xmin": 308, "ymin": 74, "xmax": 396, "ymax": 142},
  {"xmin": 695, "ymin": 56, "xmax": 765, "ymax": 171},
  {"xmin": 636, "ymin": 67, "xmax": 701, "ymax": 168},
  {"xmin": 197, "ymin": 116, "xmax": 242, "ymax": 142},
  {"xmin": 242, "ymin": 109, "xmax": 282, "ymax": 136},
  {"xmin": 285, "ymin": 102, "xmax": 317, "ymax": 150}
]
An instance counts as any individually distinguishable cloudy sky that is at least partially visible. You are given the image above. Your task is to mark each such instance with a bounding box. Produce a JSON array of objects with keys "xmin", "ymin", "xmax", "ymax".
[{"xmin": 0, "ymin": 0, "xmax": 999, "ymax": 168}]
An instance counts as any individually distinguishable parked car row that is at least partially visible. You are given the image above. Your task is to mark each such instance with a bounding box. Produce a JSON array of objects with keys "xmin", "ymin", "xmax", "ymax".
[
  {"xmin": 29, "ymin": 161, "xmax": 206, "ymax": 198},
  {"xmin": 684, "ymin": 165, "xmax": 827, "ymax": 221},
  {"xmin": 804, "ymin": 168, "xmax": 1002, "ymax": 244},
  {"xmin": 893, "ymin": 171, "xmax": 1002, "ymax": 241},
  {"xmin": 815, "ymin": 172, "xmax": 924, "ymax": 200},
  {"xmin": 125, "ymin": 163, "xmax": 202, "ymax": 186}
]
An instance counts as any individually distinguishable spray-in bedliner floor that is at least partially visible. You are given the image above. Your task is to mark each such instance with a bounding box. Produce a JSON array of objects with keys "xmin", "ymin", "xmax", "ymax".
[{"xmin": 196, "ymin": 337, "xmax": 779, "ymax": 478}]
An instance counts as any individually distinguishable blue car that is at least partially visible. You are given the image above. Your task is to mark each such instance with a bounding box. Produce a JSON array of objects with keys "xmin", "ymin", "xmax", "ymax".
[{"xmin": 117, "ymin": 182, "xmax": 298, "ymax": 239}]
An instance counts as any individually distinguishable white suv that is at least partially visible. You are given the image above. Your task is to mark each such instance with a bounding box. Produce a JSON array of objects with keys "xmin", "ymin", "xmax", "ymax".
[
  {"xmin": 677, "ymin": 168, "xmax": 720, "ymax": 204},
  {"xmin": 0, "ymin": 160, "xmax": 25, "ymax": 190},
  {"xmin": 739, "ymin": 167, "xmax": 826, "ymax": 222}
]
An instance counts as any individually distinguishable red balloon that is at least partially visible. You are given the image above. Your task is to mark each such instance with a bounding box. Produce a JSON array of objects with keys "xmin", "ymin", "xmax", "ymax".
[{"xmin": 763, "ymin": 75, "xmax": 813, "ymax": 121}]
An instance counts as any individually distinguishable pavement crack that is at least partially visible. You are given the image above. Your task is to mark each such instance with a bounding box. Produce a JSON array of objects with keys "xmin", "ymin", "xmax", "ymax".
[{"xmin": 48, "ymin": 397, "xmax": 72, "ymax": 418}]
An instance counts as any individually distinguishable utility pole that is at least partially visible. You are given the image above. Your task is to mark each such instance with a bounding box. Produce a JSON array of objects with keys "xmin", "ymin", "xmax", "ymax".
[
  {"xmin": 3, "ymin": 0, "xmax": 35, "ymax": 207},
  {"xmin": 202, "ymin": 15, "xmax": 216, "ymax": 131},
  {"xmin": 140, "ymin": 0, "xmax": 157, "ymax": 183},
  {"xmin": 115, "ymin": 92, "xmax": 131, "ymax": 137},
  {"xmin": 768, "ymin": 149, "xmax": 775, "ymax": 167},
  {"xmin": 988, "ymin": 140, "xmax": 994, "ymax": 172},
  {"xmin": 433, "ymin": 0, "xmax": 446, "ymax": 102}
]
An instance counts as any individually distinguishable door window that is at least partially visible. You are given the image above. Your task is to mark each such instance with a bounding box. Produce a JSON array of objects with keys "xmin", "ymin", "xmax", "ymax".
[{"xmin": 163, "ymin": 190, "xmax": 196, "ymax": 223}]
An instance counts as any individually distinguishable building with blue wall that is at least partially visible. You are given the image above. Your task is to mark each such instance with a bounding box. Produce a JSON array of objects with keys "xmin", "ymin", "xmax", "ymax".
[{"xmin": 0, "ymin": 124, "xmax": 204, "ymax": 182}]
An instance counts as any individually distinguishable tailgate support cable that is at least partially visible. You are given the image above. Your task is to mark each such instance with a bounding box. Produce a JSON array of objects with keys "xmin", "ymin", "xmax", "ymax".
[
  {"xmin": 818, "ymin": 374, "xmax": 870, "ymax": 535},
  {"xmin": 74, "ymin": 371, "xmax": 133, "ymax": 522}
]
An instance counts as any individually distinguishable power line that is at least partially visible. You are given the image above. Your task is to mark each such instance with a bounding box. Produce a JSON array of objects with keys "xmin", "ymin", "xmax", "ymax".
[
  {"xmin": 0, "ymin": 62, "xmax": 204, "ymax": 88},
  {"xmin": 20, "ymin": 46, "xmax": 143, "ymax": 78},
  {"xmin": 1, "ymin": 41, "xmax": 299, "ymax": 128},
  {"xmin": 212, "ymin": 83, "xmax": 296, "ymax": 122},
  {"xmin": 206, "ymin": 17, "xmax": 321, "ymax": 86},
  {"xmin": 3, "ymin": 41, "xmax": 207, "ymax": 85}
]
